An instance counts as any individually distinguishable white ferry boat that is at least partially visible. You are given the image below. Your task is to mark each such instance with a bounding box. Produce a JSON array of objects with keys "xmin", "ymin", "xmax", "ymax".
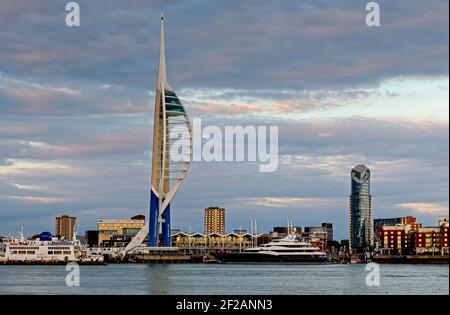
[
  {"xmin": 0, "ymin": 226, "xmax": 102, "ymax": 264},
  {"xmin": 0, "ymin": 233, "xmax": 80, "ymax": 262},
  {"xmin": 215, "ymin": 233, "xmax": 329, "ymax": 263}
]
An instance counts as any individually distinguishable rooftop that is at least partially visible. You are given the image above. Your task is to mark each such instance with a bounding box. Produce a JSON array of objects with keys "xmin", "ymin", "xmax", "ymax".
[{"xmin": 352, "ymin": 164, "xmax": 369, "ymax": 173}]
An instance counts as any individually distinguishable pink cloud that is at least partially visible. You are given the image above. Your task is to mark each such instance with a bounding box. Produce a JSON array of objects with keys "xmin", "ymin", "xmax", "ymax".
[
  {"xmin": 4, "ymin": 195, "xmax": 74, "ymax": 204},
  {"xmin": 189, "ymin": 101, "xmax": 264, "ymax": 115},
  {"xmin": 13, "ymin": 50, "xmax": 64, "ymax": 66},
  {"xmin": 0, "ymin": 125, "xmax": 45, "ymax": 136},
  {"xmin": 19, "ymin": 129, "xmax": 150, "ymax": 159},
  {"xmin": 5, "ymin": 84, "xmax": 79, "ymax": 106},
  {"xmin": 397, "ymin": 203, "xmax": 448, "ymax": 216}
]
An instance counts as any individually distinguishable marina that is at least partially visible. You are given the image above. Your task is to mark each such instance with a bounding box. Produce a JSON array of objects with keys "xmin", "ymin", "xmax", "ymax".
[{"xmin": 2, "ymin": 230, "xmax": 448, "ymax": 265}]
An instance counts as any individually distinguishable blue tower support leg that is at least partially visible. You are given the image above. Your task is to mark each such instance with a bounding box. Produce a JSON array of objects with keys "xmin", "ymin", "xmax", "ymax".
[
  {"xmin": 161, "ymin": 204, "xmax": 171, "ymax": 246},
  {"xmin": 148, "ymin": 190, "xmax": 159, "ymax": 246}
]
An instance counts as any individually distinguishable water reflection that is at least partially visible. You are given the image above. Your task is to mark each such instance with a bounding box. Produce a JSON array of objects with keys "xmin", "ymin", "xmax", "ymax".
[
  {"xmin": 144, "ymin": 264, "xmax": 173, "ymax": 294},
  {"xmin": 0, "ymin": 264, "xmax": 447, "ymax": 295}
]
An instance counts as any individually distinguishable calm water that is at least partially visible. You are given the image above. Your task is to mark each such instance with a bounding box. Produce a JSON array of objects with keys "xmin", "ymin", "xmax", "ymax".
[{"xmin": 0, "ymin": 264, "xmax": 448, "ymax": 295}]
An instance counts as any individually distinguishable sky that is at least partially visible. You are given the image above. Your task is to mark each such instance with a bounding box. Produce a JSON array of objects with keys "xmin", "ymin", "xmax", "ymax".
[{"xmin": 0, "ymin": 0, "xmax": 448, "ymax": 240}]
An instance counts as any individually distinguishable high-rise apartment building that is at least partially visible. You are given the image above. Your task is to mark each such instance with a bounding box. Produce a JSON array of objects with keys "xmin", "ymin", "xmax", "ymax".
[
  {"xmin": 204, "ymin": 207, "xmax": 225, "ymax": 234},
  {"xmin": 321, "ymin": 223, "xmax": 333, "ymax": 241},
  {"xmin": 349, "ymin": 164, "xmax": 372, "ymax": 252},
  {"xmin": 55, "ymin": 215, "xmax": 77, "ymax": 240}
]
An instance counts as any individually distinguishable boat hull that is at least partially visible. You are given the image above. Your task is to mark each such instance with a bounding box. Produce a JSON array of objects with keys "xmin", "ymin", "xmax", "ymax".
[{"xmin": 215, "ymin": 252, "xmax": 329, "ymax": 264}]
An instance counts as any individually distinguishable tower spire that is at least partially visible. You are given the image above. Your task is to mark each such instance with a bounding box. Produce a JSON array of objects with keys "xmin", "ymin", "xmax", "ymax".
[
  {"xmin": 124, "ymin": 15, "xmax": 192, "ymax": 251},
  {"xmin": 157, "ymin": 14, "xmax": 167, "ymax": 90}
]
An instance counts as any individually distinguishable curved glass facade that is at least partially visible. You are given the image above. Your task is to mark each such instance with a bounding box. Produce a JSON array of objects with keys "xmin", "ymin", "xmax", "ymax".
[
  {"xmin": 349, "ymin": 164, "xmax": 372, "ymax": 252},
  {"xmin": 164, "ymin": 90, "xmax": 185, "ymax": 114}
]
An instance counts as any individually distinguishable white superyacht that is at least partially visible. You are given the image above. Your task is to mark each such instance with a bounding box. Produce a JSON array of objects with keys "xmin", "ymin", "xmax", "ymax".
[{"xmin": 216, "ymin": 232, "xmax": 329, "ymax": 263}]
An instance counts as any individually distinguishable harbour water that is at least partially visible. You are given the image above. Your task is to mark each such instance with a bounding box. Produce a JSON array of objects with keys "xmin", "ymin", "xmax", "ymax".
[{"xmin": 0, "ymin": 264, "xmax": 448, "ymax": 295}]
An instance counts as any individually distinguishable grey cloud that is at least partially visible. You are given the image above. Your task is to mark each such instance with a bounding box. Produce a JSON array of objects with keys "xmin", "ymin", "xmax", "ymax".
[
  {"xmin": 277, "ymin": 118, "xmax": 449, "ymax": 161},
  {"xmin": 0, "ymin": 0, "xmax": 447, "ymax": 91},
  {"xmin": 0, "ymin": 76, "xmax": 152, "ymax": 116}
]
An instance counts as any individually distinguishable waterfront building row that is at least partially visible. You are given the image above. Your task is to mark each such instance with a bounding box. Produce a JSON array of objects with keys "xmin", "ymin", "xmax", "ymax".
[{"xmin": 377, "ymin": 217, "xmax": 449, "ymax": 255}]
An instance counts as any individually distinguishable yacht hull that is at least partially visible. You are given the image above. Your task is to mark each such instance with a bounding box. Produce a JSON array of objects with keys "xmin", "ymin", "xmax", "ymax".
[{"xmin": 215, "ymin": 252, "xmax": 329, "ymax": 263}]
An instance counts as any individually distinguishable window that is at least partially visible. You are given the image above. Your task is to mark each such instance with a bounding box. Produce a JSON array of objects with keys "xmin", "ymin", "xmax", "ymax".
[
  {"xmin": 166, "ymin": 104, "xmax": 185, "ymax": 113},
  {"xmin": 165, "ymin": 96, "xmax": 181, "ymax": 105},
  {"xmin": 165, "ymin": 90, "xmax": 177, "ymax": 97}
]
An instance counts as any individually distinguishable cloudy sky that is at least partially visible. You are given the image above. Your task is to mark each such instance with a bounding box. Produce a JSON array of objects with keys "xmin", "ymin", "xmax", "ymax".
[{"xmin": 0, "ymin": 0, "xmax": 448, "ymax": 240}]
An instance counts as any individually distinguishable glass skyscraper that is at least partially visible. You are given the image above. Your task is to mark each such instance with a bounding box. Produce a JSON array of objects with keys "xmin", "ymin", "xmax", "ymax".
[{"xmin": 349, "ymin": 164, "xmax": 372, "ymax": 252}]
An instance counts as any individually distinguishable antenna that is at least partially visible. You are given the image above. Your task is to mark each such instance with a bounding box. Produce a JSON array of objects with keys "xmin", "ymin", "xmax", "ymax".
[
  {"xmin": 255, "ymin": 219, "xmax": 258, "ymax": 246},
  {"xmin": 19, "ymin": 224, "xmax": 24, "ymax": 242},
  {"xmin": 188, "ymin": 222, "xmax": 192, "ymax": 253},
  {"xmin": 286, "ymin": 217, "xmax": 290, "ymax": 234},
  {"xmin": 72, "ymin": 220, "xmax": 78, "ymax": 242},
  {"xmin": 288, "ymin": 218, "xmax": 295, "ymax": 239},
  {"xmin": 239, "ymin": 222, "xmax": 242, "ymax": 252},
  {"xmin": 250, "ymin": 219, "xmax": 253, "ymax": 247}
]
